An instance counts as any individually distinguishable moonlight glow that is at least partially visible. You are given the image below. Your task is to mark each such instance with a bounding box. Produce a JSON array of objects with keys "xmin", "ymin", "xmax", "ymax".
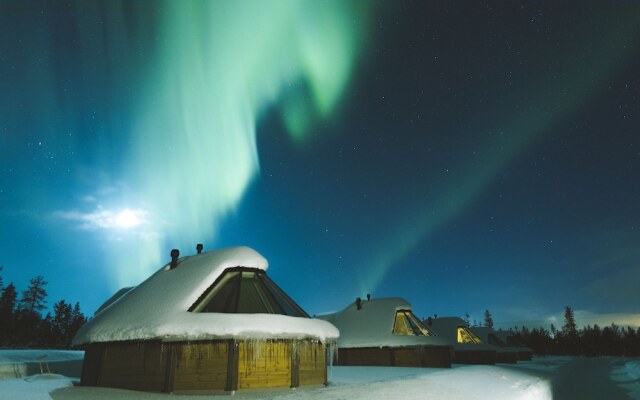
[{"xmin": 114, "ymin": 209, "xmax": 144, "ymax": 229}]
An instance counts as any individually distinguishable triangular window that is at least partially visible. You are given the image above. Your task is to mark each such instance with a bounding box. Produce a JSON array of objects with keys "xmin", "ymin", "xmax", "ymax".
[
  {"xmin": 393, "ymin": 310, "xmax": 435, "ymax": 336},
  {"xmin": 457, "ymin": 327, "xmax": 483, "ymax": 344},
  {"xmin": 189, "ymin": 267, "xmax": 309, "ymax": 317}
]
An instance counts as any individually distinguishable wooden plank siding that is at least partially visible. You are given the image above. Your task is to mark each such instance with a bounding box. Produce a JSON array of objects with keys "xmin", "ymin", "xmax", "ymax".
[
  {"xmin": 297, "ymin": 341, "xmax": 326, "ymax": 386},
  {"xmin": 237, "ymin": 340, "xmax": 291, "ymax": 389},
  {"xmin": 336, "ymin": 346, "xmax": 452, "ymax": 368},
  {"xmin": 517, "ymin": 350, "xmax": 533, "ymax": 361},
  {"xmin": 98, "ymin": 342, "xmax": 168, "ymax": 391},
  {"xmin": 496, "ymin": 351, "xmax": 518, "ymax": 364},
  {"xmin": 80, "ymin": 343, "xmax": 104, "ymax": 386},
  {"xmin": 173, "ymin": 341, "xmax": 228, "ymax": 391},
  {"xmin": 453, "ymin": 350, "xmax": 497, "ymax": 365},
  {"xmin": 80, "ymin": 339, "xmax": 328, "ymax": 392}
]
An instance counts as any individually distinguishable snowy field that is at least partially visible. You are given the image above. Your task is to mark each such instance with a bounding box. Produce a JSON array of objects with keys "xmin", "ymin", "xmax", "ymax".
[{"xmin": 0, "ymin": 351, "xmax": 639, "ymax": 400}]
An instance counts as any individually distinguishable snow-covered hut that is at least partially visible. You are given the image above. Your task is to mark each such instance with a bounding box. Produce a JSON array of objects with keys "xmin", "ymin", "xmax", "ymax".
[
  {"xmin": 491, "ymin": 330, "xmax": 533, "ymax": 361},
  {"xmin": 319, "ymin": 297, "xmax": 453, "ymax": 368},
  {"xmin": 73, "ymin": 246, "xmax": 338, "ymax": 393},
  {"xmin": 469, "ymin": 327, "xmax": 519, "ymax": 363},
  {"xmin": 424, "ymin": 317, "xmax": 497, "ymax": 365}
]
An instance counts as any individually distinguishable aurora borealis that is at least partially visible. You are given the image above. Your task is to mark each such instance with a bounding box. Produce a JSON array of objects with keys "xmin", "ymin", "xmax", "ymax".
[{"xmin": 1, "ymin": 1, "xmax": 639, "ymax": 329}]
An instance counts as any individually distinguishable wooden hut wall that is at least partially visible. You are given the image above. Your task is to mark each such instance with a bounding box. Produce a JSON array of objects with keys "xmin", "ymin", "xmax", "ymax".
[
  {"xmin": 80, "ymin": 343, "xmax": 104, "ymax": 387},
  {"xmin": 496, "ymin": 351, "xmax": 518, "ymax": 364},
  {"xmin": 453, "ymin": 350, "xmax": 496, "ymax": 365},
  {"xmin": 237, "ymin": 340, "xmax": 291, "ymax": 389},
  {"xmin": 172, "ymin": 341, "xmax": 228, "ymax": 391},
  {"xmin": 297, "ymin": 340, "xmax": 327, "ymax": 386},
  {"xmin": 80, "ymin": 339, "xmax": 327, "ymax": 392},
  {"xmin": 336, "ymin": 346, "xmax": 452, "ymax": 368},
  {"xmin": 517, "ymin": 350, "xmax": 533, "ymax": 361}
]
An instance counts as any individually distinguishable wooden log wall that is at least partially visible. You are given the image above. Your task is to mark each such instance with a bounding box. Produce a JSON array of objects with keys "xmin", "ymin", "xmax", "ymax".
[
  {"xmin": 80, "ymin": 339, "xmax": 327, "ymax": 392},
  {"xmin": 453, "ymin": 349, "xmax": 497, "ymax": 365},
  {"xmin": 335, "ymin": 345, "xmax": 452, "ymax": 368}
]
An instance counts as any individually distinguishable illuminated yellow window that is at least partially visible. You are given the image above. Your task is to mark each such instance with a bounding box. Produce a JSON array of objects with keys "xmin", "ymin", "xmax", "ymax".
[
  {"xmin": 457, "ymin": 327, "xmax": 483, "ymax": 344},
  {"xmin": 393, "ymin": 310, "xmax": 435, "ymax": 336}
]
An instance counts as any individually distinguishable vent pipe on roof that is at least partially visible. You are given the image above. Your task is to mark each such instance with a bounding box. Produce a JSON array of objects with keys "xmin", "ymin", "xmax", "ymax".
[
  {"xmin": 355, "ymin": 297, "xmax": 362, "ymax": 310},
  {"xmin": 196, "ymin": 243, "xmax": 203, "ymax": 254},
  {"xmin": 366, "ymin": 293, "xmax": 371, "ymax": 301},
  {"xmin": 170, "ymin": 249, "xmax": 179, "ymax": 270}
]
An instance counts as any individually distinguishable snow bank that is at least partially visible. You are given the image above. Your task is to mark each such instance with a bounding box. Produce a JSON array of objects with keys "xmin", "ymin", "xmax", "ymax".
[
  {"xmin": 510, "ymin": 356, "xmax": 572, "ymax": 373},
  {"xmin": 621, "ymin": 360, "xmax": 640, "ymax": 380},
  {"xmin": 0, "ymin": 374, "xmax": 75, "ymax": 400},
  {"xmin": 0, "ymin": 350, "xmax": 84, "ymax": 365},
  {"xmin": 611, "ymin": 358, "xmax": 640, "ymax": 399},
  {"xmin": 73, "ymin": 246, "xmax": 338, "ymax": 345},
  {"xmin": 0, "ymin": 350, "xmax": 84, "ymax": 381},
  {"xmin": 0, "ymin": 364, "xmax": 552, "ymax": 400}
]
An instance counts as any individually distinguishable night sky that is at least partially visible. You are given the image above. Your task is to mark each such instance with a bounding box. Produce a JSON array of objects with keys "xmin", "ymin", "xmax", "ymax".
[{"xmin": 1, "ymin": 1, "xmax": 639, "ymax": 330}]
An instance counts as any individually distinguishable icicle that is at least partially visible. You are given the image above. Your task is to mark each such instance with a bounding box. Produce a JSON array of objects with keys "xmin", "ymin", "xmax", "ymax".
[{"xmin": 327, "ymin": 339, "xmax": 337, "ymax": 382}]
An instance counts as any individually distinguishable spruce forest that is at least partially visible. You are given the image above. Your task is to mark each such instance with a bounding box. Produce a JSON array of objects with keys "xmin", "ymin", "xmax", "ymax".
[{"xmin": 0, "ymin": 267, "xmax": 86, "ymax": 348}]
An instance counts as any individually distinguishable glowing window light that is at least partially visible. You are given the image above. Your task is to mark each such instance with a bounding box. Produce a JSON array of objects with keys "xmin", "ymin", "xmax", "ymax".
[
  {"xmin": 393, "ymin": 310, "xmax": 434, "ymax": 336},
  {"xmin": 457, "ymin": 327, "xmax": 483, "ymax": 344}
]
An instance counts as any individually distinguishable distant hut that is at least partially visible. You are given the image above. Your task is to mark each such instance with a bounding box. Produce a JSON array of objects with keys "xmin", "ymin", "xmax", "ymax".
[
  {"xmin": 491, "ymin": 330, "xmax": 533, "ymax": 361},
  {"xmin": 424, "ymin": 317, "xmax": 497, "ymax": 365},
  {"xmin": 73, "ymin": 246, "xmax": 338, "ymax": 393},
  {"xmin": 469, "ymin": 327, "xmax": 518, "ymax": 363},
  {"xmin": 319, "ymin": 297, "xmax": 453, "ymax": 368}
]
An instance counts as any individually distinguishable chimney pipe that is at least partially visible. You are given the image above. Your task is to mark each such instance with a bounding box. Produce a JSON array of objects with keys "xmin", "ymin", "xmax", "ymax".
[
  {"xmin": 355, "ymin": 297, "xmax": 362, "ymax": 310},
  {"xmin": 170, "ymin": 249, "xmax": 179, "ymax": 270},
  {"xmin": 196, "ymin": 243, "xmax": 203, "ymax": 254},
  {"xmin": 366, "ymin": 293, "xmax": 371, "ymax": 301}
]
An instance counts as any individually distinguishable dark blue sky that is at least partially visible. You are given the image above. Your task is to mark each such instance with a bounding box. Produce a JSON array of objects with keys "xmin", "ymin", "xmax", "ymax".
[{"xmin": 1, "ymin": 1, "xmax": 639, "ymax": 329}]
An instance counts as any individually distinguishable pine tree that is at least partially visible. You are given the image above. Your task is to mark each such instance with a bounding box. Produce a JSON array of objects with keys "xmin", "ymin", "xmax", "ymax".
[
  {"xmin": 562, "ymin": 306, "xmax": 577, "ymax": 335},
  {"xmin": 464, "ymin": 312, "xmax": 471, "ymax": 326},
  {"xmin": 484, "ymin": 309, "xmax": 494, "ymax": 328},
  {"xmin": 68, "ymin": 302, "xmax": 87, "ymax": 347},
  {"xmin": 0, "ymin": 283, "xmax": 18, "ymax": 345},
  {"xmin": 560, "ymin": 306, "xmax": 579, "ymax": 355},
  {"xmin": 19, "ymin": 275, "xmax": 48, "ymax": 314},
  {"xmin": 0, "ymin": 265, "xmax": 4, "ymax": 292},
  {"xmin": 0, "ymin": 282, "xmax": 17, "ymax": 316},
  {"xmin": 52, "ymin": 300, "xmax": 73, "ymax": 347}
]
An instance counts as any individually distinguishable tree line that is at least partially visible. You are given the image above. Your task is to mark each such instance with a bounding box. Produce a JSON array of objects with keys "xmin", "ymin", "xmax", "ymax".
[
  {"xmin": 507, "ymin": 306, "xmax": 640, "ymax": 357},
  {"xmin": 0, "ymin": 266, "xmax": 87, "ymax": 349}
]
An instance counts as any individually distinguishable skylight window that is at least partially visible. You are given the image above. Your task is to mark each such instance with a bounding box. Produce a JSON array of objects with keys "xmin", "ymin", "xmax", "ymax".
[
  {"xmin": 189, "ymin": 267, "xmax": 309, "ymax": 317},
  {"xmin": 393, "ymin": 310, "xmax": 435, "ymax": 336},
  {"xmin": 457, "ymin": 327, "xmax": 483, "ymax": 344}
]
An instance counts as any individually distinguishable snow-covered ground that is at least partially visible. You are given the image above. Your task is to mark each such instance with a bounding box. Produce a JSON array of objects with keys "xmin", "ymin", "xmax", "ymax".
[{"xmin": 0, "ymin": 351, "xmax": 638, "ymax": 399}]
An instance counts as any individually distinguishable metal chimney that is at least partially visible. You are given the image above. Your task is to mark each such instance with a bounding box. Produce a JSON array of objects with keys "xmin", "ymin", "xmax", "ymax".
[
  {"xmin": 196, "ymin": 243, "xmax": 203, "ymax": 254},
  {"xmin": 170, "ymin": 249, "xmax": 179, "ymax": 270}
]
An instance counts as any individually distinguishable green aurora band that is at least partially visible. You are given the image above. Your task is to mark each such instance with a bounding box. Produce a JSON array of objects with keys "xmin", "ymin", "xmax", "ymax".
[
  {"xmin": 359, "ymin": 7, "xmax": 640, "ymax": 295},
  {"xmin": 114, "ymin": 1, "xmax": 370, "ymax": 286}
]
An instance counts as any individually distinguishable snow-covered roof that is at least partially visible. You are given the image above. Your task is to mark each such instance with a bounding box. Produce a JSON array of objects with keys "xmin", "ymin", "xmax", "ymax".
[
  {"xmin": 491, "ymin": 330, "xmax": 532, "ymax": 351},
  {"xmin": 424, "ymin": 317, "xmax": 495, "ymax": 351},
  {"xmin": 73, "ymin": 246, "xmax": 338, "ymax": 345},
  {"xmin": 318, "ymin": 297, "xmax": 450, "ymax": 348},
  {"xmin": 469, "ymin": 327, "xmax": 503, "ymax": 344},
  {"xmin": 470, "ymin": 327, "xmax": 520, "ymax": 354},
  {"xmin": 94, "ymin": 287, "xmax": 133, "ymax": 315}
]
